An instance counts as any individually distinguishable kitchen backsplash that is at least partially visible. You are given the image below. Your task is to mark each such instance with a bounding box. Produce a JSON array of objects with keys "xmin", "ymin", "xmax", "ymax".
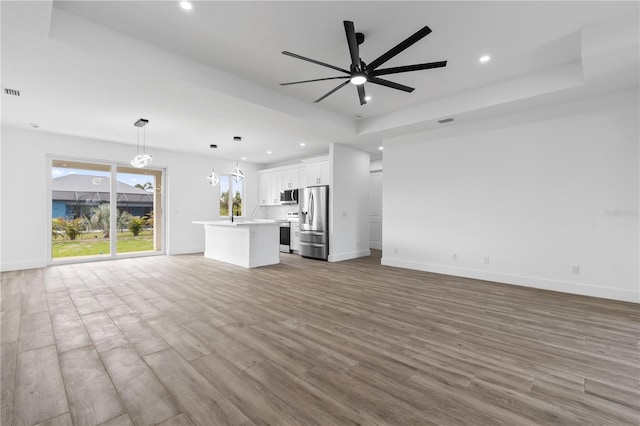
[{"xmin": 255, "ymin": 205, "xmax": 294, "ymax": 221}]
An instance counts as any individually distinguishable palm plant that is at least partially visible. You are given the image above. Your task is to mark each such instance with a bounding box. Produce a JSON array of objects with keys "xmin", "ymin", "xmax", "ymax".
[
  {"xmin": 117, "ymin": 210, "xmax": 133, "ymax": 233},
  {"xmin": 90, "ymin": 204, "xmax": 110, "ymax": 238}
]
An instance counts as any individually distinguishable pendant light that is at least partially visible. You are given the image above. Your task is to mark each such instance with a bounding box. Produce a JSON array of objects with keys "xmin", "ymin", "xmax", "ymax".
[
  {"xmin": 206, "ymin": 144, "xmax": 220, "ymax": 186},
  {"xmin": 131, "ymin": 118, "xmax": 153, "ymax": 168},
  {"xmin": 229, "ymin": 136, "xmax": 244, "ymax": 183}
]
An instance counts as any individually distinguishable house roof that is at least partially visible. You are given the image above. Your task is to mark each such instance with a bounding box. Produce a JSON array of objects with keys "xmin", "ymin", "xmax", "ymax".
[{"xmin": 52, "ymin": 174, "xmax": 153, "ymax": 203}]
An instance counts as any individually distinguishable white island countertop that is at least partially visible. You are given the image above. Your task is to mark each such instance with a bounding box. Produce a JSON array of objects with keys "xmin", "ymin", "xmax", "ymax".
[
  {"xmin": 193, "ymin": 220, "xmax": 280, "ymax": 268},
  {"xmin": 193, "ymin": 219, "xmax": 286, "ymax": 227}
]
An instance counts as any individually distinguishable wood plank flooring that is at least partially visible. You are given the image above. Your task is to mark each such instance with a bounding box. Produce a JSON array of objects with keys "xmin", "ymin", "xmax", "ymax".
[{"xmin": 1, "ymin": 251, "xmax": 639, "ymax": 425}]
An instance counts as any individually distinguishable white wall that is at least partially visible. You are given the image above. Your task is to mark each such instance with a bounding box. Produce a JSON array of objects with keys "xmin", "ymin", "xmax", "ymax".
[
  {"xmin": 329, "ymin": 143, "xmax": 371, "ymax": 262},
  {"xmin": 383, "ymin": 89, "xmax": 639, "ymax": 303},
  {"xmin": 0, "ymin": 126, "xmax": 259, "ymax": 271}
]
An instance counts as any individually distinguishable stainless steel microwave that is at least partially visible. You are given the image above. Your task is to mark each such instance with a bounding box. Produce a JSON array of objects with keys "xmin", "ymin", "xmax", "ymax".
[{"xmin": 280, "ymin": 189, "xmax": 298, "ymax": 204}]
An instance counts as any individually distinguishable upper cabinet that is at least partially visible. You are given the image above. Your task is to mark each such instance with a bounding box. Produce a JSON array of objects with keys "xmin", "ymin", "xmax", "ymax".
[
  {"xmin": 306, "ymin": 161, "xmax": 330, "ymax": 186},
  {"xmin": 259, "ymin": 170, "xmax": 280, "ymax": 206},
  {"xmin": 259, "ymin": 156, "xmax": 330, "ymax": 206},
  {"xmin": 280, "ymin": 167, "xmax": 299, "ymax": 191}
]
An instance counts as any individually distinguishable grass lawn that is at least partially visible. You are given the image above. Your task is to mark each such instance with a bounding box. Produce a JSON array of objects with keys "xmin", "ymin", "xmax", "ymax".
[{"xmin": 52, "ymin": 230, "xmax": 154, "ymax": 258}]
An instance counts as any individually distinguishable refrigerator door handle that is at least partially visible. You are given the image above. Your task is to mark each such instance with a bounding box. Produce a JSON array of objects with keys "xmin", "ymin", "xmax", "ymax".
[{"xmin": 309, "ymin": 192, "xmax": 314, "ymax": 224}]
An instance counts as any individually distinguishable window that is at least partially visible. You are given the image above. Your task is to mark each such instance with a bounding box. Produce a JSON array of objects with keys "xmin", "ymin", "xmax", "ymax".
[
  {"xmin": 50, "ymin": 159, "xmax": 164, "ymax": 262},
  {"xmin": 219, "ymin": 175, "xmax": 243, "ymax": 217}
]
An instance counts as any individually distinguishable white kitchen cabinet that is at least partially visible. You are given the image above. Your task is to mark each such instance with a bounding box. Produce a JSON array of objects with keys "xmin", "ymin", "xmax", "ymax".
[
  {"xmin": 280, "ymin": 167, "xmax": 299, "ymax": 190},
  {"xmin": 258, "ymin": 171, "xmax": 281, "ymax": 206},
  {"xmin": 270, "ymin": 172, "xmax": 281, "ymax": 204},
  {"xmin": 306, "ymin": 161, "xmax": 330, "ymax": 186},
  {"xmin": 259, "ymin": 172, "xmax": 269, "ymax": 206},
  {"xmin": 297, "ymin": 166, "xmax": 306, "ymax": 188},
  {"xmin": 290, "ymin": 222, "xmax": 300, "ymax": 252},
  {"xmin": 259, "ymin": 161, "xmax": 328, "ymax": 205}
]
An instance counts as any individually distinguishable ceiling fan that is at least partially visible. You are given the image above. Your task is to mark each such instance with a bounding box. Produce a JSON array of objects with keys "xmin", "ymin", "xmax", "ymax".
[{"xmin": 280, "ymin": 21, "xmax": 447, "ymax": 105}]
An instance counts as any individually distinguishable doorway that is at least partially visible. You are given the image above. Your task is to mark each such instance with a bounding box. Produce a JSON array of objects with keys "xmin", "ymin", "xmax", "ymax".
[
  {"xmin": 50, "ymin": 159, "xmax": 164, "ymax": 262},
  {"xmin": 369, "ymin": 170, "xmax": 382, "ymax": 250}
]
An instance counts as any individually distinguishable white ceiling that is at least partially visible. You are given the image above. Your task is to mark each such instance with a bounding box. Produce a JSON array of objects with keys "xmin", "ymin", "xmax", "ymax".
[{"xmin": 1, "ymin": 1, "xmax": 638, "ymax": 164}]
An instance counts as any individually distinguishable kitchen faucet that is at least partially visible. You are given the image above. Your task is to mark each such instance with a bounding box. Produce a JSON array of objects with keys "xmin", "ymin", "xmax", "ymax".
[{"xmin": 231, "ymin": 202, "xmax": 240, "ymax": 222}]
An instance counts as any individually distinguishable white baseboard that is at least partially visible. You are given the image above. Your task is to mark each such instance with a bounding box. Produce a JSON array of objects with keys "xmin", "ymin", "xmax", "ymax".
[
  {"xmin": 1, "ymin": 259, "xmax": 46, "ymax": 272},
  {"xmin": 329, "ymin": 249, "xmax": 371, "ymax": 263},
  {"xmin": 381, "ymin": 257, "xmax": 639, "ymax": 304},
  {"xmin": 167, "ymin": 247, "xmax": 203, "ymax": 256}
]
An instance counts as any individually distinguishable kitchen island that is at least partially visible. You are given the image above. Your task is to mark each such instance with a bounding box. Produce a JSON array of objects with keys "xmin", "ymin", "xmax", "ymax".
[{"xmin": 193, "ymin": 220, "xmax": 280, "ymax": 268}]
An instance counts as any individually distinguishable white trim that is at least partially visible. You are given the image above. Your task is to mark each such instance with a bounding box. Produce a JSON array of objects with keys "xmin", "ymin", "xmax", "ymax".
[
  {"xmin": 1, "ymin": 260, "xmax": 47, "ymax": 272},
  {"xmin": 381, "ymin": 258, "xmax": 639, "ymax": 303},
  {"xmin": 167, "ymin": 247, "xmax": 203, "ymax": 255},
  {"xmin": 329, "ymin": 249, "xmax": 371, "ymax": 262},
  {"xmin": 47, "ymin": 155, "xmax": 167, "ymax": 266}
]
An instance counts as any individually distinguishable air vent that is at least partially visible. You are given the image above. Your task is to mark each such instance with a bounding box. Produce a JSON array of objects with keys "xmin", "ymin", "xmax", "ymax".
[
  {"xmin": 438, "ymin": 118, "xmax": 454, "ymax": 124},
  {"xmin": 3, "ymin": 88, "xmax": 20, "ymax": 97}
]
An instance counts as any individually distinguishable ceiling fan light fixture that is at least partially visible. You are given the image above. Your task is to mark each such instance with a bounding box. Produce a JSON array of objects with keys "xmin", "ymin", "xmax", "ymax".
[{"xmin": 350, "ymin": 74, "xmax": 367, "ymax": 85}]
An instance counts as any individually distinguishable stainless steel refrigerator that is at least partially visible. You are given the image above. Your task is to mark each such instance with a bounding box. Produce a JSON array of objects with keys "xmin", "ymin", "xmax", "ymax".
[{"xmin": 299, "ymin": 185, "xmax": 329, "ymax": 260}]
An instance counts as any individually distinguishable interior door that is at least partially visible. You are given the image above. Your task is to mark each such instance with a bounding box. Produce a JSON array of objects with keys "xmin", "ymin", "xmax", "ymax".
[{"xmin": 369, "ymin": 171, "xmax": 382, "ymax": 250}]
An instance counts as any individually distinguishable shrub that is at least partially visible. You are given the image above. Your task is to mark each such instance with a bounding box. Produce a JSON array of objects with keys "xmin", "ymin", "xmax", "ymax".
[
  {"xmin": 129, "ymin": 216, "xmax": 147, "ymax": 236},
  {"xmin": 64, "ymin": 218, "xmax": 84, "ymax": 240},
  {"xmin": 52, "ymin": 217, "xmax": 66, "ymax": 239}
]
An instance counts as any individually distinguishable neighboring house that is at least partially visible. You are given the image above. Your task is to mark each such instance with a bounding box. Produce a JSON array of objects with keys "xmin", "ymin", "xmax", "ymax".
[{"xmin": 52, "ymin": 174, "xmax": 153, "ymax": 219}]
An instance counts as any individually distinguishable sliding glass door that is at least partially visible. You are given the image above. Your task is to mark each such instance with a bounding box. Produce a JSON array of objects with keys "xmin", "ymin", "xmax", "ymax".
[
  {"xmin": 50, "ymin": 159, "xmax": 164, "ymax": 262},
  {"xmin": 116, "ymin": 166, "xmax": 163, "ymax": 255}
]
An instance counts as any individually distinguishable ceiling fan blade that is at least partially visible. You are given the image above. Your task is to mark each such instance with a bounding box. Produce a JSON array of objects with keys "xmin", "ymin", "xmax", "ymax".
[
  {"xmin": 365, "ymin": 25, "xmax": 432, "ymax": 71},
  {"xmin": 344, "ymin": 21, "xmax": 360, "ymax": 70},
  {"xmin": 357, "ymin": 84, "xmax": 367, "ymax": 105},
  {"xmin": 368, "ymin": 76, "xmax": 415, "ymax": 93},
  {"xmin": 281, "ymin": 76, "xmax": 349, "ymax": 86},
  {"xmin": 372, "ymin": 60, "xmax": 447, "ymax": 76},
  {"xmin": 313, "ymin": 80, "xmax": 350, "ymax": 103},
  {"xmin": 282, "ymin": 51, "xmax": 350, "ymax": 74}
]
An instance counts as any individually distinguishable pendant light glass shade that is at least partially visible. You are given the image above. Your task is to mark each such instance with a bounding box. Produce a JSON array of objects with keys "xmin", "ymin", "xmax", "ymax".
[
  {"xmin": 230, "ymin": 136, "xmax": 244, "ymax": 183},
  {"xmin": 206, "ymin": 170, "xmax": 220, "ymax": 186},
  {"xmin": 230, "ymin": 163, "xmax": 244, "ymax": 183},
  {"xmin": 131, "ymin": 154, "xmax": 152, "ymax": 168},
  {"xmin": 206, "ymin": 144, "xmax": 220, "ymax": 186},
  {"xmin": 131, "ymin": 119, "xmax": 152, "ymax": 168}
]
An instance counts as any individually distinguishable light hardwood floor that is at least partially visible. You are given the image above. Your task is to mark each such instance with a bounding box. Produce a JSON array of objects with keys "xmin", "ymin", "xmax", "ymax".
[{"xmin": 1, "ymin": 251, "xmax": 639, "ymax": 425}]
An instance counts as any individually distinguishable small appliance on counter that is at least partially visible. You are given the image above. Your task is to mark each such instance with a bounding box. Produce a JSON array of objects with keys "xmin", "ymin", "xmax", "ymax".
[{"xmin": 299, "ymin": 185, "xmax": 329, "ymax": 260}]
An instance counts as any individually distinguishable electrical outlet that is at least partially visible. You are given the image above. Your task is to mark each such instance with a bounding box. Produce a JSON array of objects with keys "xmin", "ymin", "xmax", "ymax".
[
  {"xmin": 452, "ymin": 254, "xmax": 458, "ymax": 262},
  {"xmin": 484, "ymin": 257, "xmax": 490, "ymax": 265},
  {"xmin": 572, "ymin": 265, "xmax": 580, "ymax": 275}
]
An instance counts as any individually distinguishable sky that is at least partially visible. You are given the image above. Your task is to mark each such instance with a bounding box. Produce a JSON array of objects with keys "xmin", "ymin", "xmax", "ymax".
[{"xmin": 52, "ymin": 167, "xmax": 155, "ymax": 189}]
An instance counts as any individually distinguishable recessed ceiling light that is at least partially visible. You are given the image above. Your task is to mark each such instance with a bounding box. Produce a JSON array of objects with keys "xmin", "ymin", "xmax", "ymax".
[
  {"xmin": 180, "ymin": 2, "xmax": 192, "ymax": 10},
  {"xmin": 267, "ymin": 151, "xmax": 272, "ymax": 155},
  {"xmin": 378, "ymin": 146, "xmax": 384, "ymax": 151},
  {"xmin": 299, "ymin": 142, "xmax": 306, "ymax": 147},
  {"xmin": 479, "ymin": 55, "xmax": 491, "ymax": 63},
  {"xmin": 241, "ymin": 156, "xmax": 246, "ymax": 160},
  {"xmin": 365, "ymin": 96, "xmax": 371, "ymax": 101}
]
